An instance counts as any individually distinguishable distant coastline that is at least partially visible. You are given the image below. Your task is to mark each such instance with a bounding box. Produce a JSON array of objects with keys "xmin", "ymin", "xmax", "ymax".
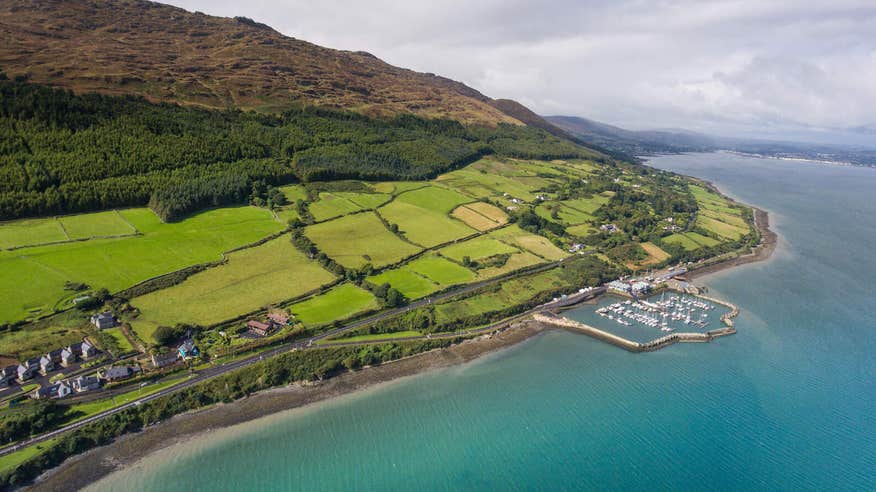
[{"xmin": 32, "ymin": 172, "xmax": 779, "ymax": 492}]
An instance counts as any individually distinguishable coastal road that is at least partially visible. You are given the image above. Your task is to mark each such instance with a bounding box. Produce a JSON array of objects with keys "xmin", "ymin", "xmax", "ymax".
[{"xmin": 0, "ymin": 257, "xmax": 593, "ymax": 457}]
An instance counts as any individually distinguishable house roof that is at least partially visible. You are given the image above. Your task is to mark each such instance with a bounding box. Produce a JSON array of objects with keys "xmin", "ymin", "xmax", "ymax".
[
  {"xmin": 104, "ymin": 366, "xmax": 133, "ymax": 379},
  {"xmin": 267, "ymin": 313, "xmax": 289, "ymax": 324},
  {"xmin": 247, "ymin": 320, "xmax": 270, "ymax": 330}
]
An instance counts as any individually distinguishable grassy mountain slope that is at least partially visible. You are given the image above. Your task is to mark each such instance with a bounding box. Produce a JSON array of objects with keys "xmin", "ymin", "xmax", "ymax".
[{"xmin": 0, "ymin": 0, "xmax": 521, "ymax": 125}]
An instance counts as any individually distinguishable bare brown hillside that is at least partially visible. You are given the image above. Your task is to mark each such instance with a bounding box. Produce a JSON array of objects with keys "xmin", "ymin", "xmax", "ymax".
[{"xmin": 0, "ymin": 0, "xmax": 524, "ymax": 125}]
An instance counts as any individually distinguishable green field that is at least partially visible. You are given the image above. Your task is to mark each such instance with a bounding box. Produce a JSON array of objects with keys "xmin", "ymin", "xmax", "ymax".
[
  {"xmin": 697, "ymin": 215, "xmax": 747, "ymax": 239},
  {"xmin": 663, "ymin": 232, "xmax": 722, "ymax": 250},
  {"xmin": 305, "ymin": 212, "xmax": 421, "ymax": 269},
  {"xmin": 490, "ymin": 225, "xmax": 568, "ymax": 261},
  {"xmin": 0, "ymin": 217, "xmax": 68, "ymax": 249},
  {"xmin": 439, "ymin": 237, "xmax": 519, "ymax": 262},
  {"xmin": 367, "ymin": 255, "xmax": 476, "ymax": 300},
  {"xmin": 476, "ymin": 251, "xmax": 544, "ymax": 279},
  {"xmin": 0, "ymin": 206, "xmax": 284, "ymax": 323},
  {"xmin": 663, "ymin": 233, "xmax": 702, "ymax": 251},
  {"xmin": 405, "ymin": 255, "xmax": 476, "ymax": 285},
  {"xmin": 379, "ymin": 200, "xmax": 475, "ymax": 248},
  {"xmin": 0, "ymin": 210, "xmax": 137, "ymax": 250},
  {"xmin": 129, "ymin": 235, "xmax": 336, "ymax": 340},
  {"xmin": 308, "ymin": 192, "xmax": 364, "ymax": 221},
  {"xmin": 58, "ymin": 210, "xmax": 136, "ymax": 239},
  {"xmin": 102, "ymin": 327, "xmax": 134, "ymax": 353},
  {"xmin": 395, "ymin": 186, "xmax": 473, "ymax": 213},
  {"xmin": 278, "ymin": 184, "xmax": 309, "ymax": 203},
  {"xmin": 0, "ymin": 311, "xmax": 91, "ymax": 359},
  {"xmin": 434, "ymin": 269, "xmax": 566, "ymax": 323},
  {"xmin": 288, "ymin": 283, "xmax": 378, "ymax": 326},
  {"xmin": 690, "ymin": 185, "xmax": 743, "ymax": 215},
  {"xmin": 367, "ymin": 269, "xmax": 439, "ymax": 299},
  {"xmin": 325, "ymin": 331, "xmax": 422, "ymax": 344},
  {"xmin": 308, "ymin": 192, "xmax": 393, "ymax": 221},
  {"xmin": 565, "ymin": 224, "xmax": 597, "ymax": 237}
]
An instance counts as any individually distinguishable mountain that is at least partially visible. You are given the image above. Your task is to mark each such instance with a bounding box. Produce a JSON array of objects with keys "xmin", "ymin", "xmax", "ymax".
[
  {"xmin": 0, "ymin": 0, "xmax": 528, "ymax": 126},
  {"xmin": 547, "ymin": 115, "xmax": 876, "ymax": 166},
  {"xmin": 545, "ymin": 115, "xmax": 717, "ymax": 155}
]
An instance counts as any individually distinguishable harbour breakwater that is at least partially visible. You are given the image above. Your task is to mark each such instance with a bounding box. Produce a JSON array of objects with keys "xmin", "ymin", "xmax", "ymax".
[{"xmin": 532, "ymin": 312, "xmax": 737, "ymax": 353}]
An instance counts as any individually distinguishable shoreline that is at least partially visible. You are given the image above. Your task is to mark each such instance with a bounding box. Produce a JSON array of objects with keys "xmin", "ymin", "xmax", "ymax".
[
  {"xmin": 29, "ymin": 199, "xmax": 779, "ymax": 491},
  {"xmin": 688, "ymin": 206, "xmax": 777, "ymax": 280},
  {"xmin": 32, "ymin": 321, "xmax": 552, "ymax": 491}
]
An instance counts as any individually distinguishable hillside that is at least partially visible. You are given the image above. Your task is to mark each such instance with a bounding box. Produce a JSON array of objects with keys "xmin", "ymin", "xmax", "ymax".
[{"xmin": 0, "ymin": 0, "xmax": 523, "ymax": 126}]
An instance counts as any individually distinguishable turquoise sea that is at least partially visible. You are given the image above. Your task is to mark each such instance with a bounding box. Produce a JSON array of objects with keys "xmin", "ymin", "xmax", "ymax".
[{"xmin": 90, "ymin": 153, "xmax": 875, "ymax": 491}]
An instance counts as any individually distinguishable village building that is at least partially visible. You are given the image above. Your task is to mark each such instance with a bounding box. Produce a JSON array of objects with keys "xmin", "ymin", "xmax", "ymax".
[
  {"xmin": 600, "ymin": 223, "xmax": 620, "ymax": 234},
  {"xmin": 102, "ymin": 366, "xmax": 139, "ymax": 383},
  {"xmin": 247, "ymin": 320, "xmax": 273, "ymax": 338},
  {"xmin": 33, "ymin": 381, "xmax": 72, "ymax": 400},
  {"xmin": 569, "ymin": 243, "xmax": 585, "ymax": 253},
  {"xmin": 267, "ymin": 312, "xmax": 290, "ymax": 326},
  {"xmin": 90, "ymin": 312, "xmax": 118, "ymax": 330},
  {"xmin": 178, "ymin": 339, "xmax": 199, "ymax": 359},
  {"xmin": 81, "ymin": 340, "xmax": 98, "ymax": 358},
  {"xmin": 151, "ymin": 351, "xmax": 180, "ymax": 369},
  {"xmin": 71, "ymin": 375, "xmax": 101, "ymax": 393},
  {"xmin": 608, "ymin": 280, "xmax": 632, "ymax": 294},
  {"xmin": 17, "ymin": 358, "xmax": 40, "ymax": 381},
  {"xmin": 0, "ymin": 365, "xmax": 18, "ymax": 388},
  {"xmin": 39, "ymin": 355, "xmax": 55, "ymax": 375},
  {"xmin": 631, "ymin": 281, "xmax": 652, "ymax": 295},
  {"xmin": 61, "ymin": 344, "xmax": 80, "ymax": 367}
]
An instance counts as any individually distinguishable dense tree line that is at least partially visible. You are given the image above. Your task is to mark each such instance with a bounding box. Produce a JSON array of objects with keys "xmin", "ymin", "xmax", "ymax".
[{"xmin": 0, "ymin": 77, "xmax": 594, "ymax": 220}]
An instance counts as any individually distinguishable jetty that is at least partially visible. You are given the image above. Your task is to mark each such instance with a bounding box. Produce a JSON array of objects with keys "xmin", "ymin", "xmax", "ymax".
[{"xmin": 533, "ymin": 313, "xmax": 736, "ymax": 353}]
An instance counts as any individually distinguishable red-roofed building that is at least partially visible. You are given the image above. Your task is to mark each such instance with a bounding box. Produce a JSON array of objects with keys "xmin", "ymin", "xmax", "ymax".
[{"xmin": 247, "ymin": 320, "xmax": 273, "ymax": 337}]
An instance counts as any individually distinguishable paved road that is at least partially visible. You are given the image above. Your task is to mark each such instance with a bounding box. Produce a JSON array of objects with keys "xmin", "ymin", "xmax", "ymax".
[{"xmin": 0, "ymin": 258, "xmax": 587, "ymax": 457}]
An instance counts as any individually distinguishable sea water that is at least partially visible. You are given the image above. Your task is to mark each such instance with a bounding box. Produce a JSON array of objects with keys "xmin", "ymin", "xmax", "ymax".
[{"xmin": 89, "ymin": 152, "xmax": 875, "ymax": 491}]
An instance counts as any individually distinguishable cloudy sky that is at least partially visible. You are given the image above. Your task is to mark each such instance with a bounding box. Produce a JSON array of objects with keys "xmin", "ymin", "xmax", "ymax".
[{"xmin": 166, "ymin": 0, "xmax": 876, "ymax": 144}]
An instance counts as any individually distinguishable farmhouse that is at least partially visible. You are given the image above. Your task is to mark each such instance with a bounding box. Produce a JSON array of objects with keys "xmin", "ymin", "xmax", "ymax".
[
  {"xmin": 90, "ymin": 312, "xmax": 118, "ymax": 329},
  {"xmin": 600, "ymin": 224, "xmax": 620, "ymax": 234},
  {"xmin": 246, "ymin": 320, "xmax": 273, "ymax": 337},
  {"xmin": 33, "ymin": 381, "xmax": 72, "ymax": 400},
  {"xmin": 71, "ymin": 375, "xmax": 101, "ymax": 393}
]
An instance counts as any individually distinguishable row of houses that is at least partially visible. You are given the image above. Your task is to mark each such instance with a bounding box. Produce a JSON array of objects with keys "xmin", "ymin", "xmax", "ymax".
[
  {"xmin": 246, "ymin": 312, "xmax": 290, "ymax": 337},
  {"xmin": 1, "ymin": 340, "xmax": 98, "ymax": 387},
  {"xmin": 32, "ymin": 374, "xmax": 101, "ymax": 400},
  {"xmin": 32, "ymin": 364, "xmax": 143, "ymax": 400}
]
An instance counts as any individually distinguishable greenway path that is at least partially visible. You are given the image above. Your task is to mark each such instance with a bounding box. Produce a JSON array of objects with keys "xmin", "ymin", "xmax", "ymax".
[{"xmin": 0, "ymin": 257, "xmax": 591, "ymax": 458}]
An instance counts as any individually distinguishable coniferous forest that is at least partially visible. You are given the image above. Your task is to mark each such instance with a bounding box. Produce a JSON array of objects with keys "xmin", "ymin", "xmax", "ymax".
[{"xmin": 0, "ymin": 76, "xmax": 591, "ymax": 221}]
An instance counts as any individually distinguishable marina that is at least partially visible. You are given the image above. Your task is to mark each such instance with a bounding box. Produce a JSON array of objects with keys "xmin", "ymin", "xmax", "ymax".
[{"xmin": 563, "ymin": 290, "xmax": 733, "ymax": 344}]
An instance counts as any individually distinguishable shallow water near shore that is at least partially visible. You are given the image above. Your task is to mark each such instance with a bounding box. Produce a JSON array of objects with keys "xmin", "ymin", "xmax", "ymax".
[{"xmin": 89, "ymin": 152, "xmax": 875, "ymax": 491}]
